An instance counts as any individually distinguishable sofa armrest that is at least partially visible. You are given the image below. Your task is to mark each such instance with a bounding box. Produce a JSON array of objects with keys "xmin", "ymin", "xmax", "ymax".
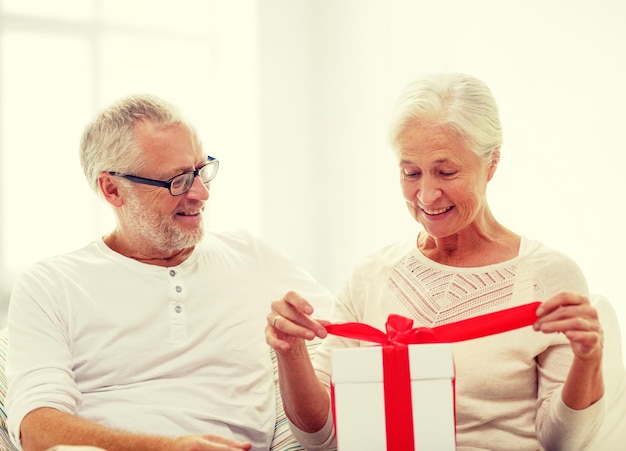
[{"xmin": 0, "ymin": 328, "xmax": 18, "ymax": 450}]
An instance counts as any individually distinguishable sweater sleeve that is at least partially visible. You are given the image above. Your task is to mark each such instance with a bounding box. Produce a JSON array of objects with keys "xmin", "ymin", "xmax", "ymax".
[
  {"xmin": 287, "ymin": 408, "xmax": 336, "ymax": 451},
  {"xmin": 524, "ymin": 240, "xmax": 606, "ymax": 449},
  {"xmin": 537, "ymin": 387, "xmax": 605, "ymax": 451}
]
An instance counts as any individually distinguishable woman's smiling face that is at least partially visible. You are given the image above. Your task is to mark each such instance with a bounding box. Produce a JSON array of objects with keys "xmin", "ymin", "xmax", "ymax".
[{"xmin": 397, "ymin": 123, "xmax": 494, "ymax": 239}]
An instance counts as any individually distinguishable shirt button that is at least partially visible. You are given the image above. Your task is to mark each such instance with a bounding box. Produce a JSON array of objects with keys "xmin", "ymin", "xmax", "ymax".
[
  {"xmin": 169, "ymin": 270, "xmax": 176, "ymax": 277},
  {"xmin": 175, "ymin": 286, "xmax": 182, "ymax": 293},
  {"xmin": 175, "ymin": 305, "xmax": 183, "ymax": 313}
]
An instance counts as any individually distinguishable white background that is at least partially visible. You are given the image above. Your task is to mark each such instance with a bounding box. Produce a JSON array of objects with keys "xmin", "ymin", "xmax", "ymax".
[{"xmin": 1, "ymin": 0, "xmax": 624, "ymax": 361}]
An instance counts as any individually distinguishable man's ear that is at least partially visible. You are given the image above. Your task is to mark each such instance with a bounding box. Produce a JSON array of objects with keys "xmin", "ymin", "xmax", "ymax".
[
  {"xmin": 487, "ymin": 147, "xmax": 500, "ymax": 181},
  {"xmin": 98, "ymin": 172, "xmax": 124, "ymax": 207}
]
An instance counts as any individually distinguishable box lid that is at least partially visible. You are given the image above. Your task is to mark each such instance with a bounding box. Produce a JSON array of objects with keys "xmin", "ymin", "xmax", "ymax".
[{"xmin": 331, "ymin": 343, "xmax": 454, "ymax": 384}]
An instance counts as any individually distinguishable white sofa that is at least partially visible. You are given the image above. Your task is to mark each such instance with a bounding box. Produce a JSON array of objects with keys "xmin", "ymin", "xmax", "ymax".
[{"xmin": 0, "ymin": 295, "xmax": 623, "ymax": 450}]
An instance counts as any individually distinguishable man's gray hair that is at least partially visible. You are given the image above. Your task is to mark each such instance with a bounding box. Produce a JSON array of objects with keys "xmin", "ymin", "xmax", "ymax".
[
  {"xmin": 389, "ymin": 73, "xmax": 502, "ymax": 162},
  {"xmin": 80, "ymin": 94, "xmax": 188, "ymax": 194}
]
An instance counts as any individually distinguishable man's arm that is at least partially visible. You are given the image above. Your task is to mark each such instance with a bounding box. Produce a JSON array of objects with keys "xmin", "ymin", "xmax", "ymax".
[{"xmin": 20, "ymin": 408, "xmax": 252, "ymax": 451}]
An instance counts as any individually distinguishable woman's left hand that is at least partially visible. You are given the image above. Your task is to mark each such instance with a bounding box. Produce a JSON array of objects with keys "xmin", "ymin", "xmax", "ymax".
[{"xmin": 534, "ymin": 291, "xmax": 604, "ymax": 362}]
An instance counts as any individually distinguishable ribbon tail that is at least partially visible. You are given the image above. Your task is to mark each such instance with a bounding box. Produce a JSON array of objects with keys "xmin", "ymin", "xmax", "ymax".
[{"xmin": 428, "ymin": 301, "xmax": 542, "ymax": 343}]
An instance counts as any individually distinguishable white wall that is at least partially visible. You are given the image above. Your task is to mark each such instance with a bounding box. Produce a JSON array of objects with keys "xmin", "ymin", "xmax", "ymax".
[
  {"xmin": 1, "ymin": 0, "xmax": 624, "ymax": 359},
  {"xmin": 252, "ymin": 0, "xmax": 626, "ymax": 358}
]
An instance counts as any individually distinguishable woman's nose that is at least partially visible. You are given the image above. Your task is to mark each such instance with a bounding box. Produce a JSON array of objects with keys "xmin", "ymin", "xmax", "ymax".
[{"xmin": 417, "ymin": 178, "xmax": 442, "ymax": 205}]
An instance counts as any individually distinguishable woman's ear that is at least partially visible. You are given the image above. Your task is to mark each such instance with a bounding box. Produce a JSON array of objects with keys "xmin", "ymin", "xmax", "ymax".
[
  {"xmin": 98, "ymin": 172, "xmax": 124, "ymax": 207},
  {"xmin": 487, "ymin": 147, "xmax": 501, "ymax": 181}
]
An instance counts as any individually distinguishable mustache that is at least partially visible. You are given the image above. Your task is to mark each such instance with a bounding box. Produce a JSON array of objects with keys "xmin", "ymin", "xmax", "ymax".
[{"xmin": 174, "ymin": 201, "xmax": 205, "ymax": 215}]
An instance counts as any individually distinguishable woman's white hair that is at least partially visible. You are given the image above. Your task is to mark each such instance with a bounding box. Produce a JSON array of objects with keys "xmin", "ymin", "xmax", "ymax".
[
  {"xmin": 389, "ymin": 73, "xmax": 502, "ymax": 162},
  {"xmin": 79, "ymin": 94, "xmax": 195, "ymax": 194}
]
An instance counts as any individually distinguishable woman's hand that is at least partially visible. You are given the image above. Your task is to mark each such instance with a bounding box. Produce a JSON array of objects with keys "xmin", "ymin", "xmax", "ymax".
[
  {"xmin": 534, "ymin": 291, "xmax": 605, "ymax": 410},
  {"xmin": 534, "ymin": 291, "xmax": 604, "ymax": 362},
  {"xmin": 266, "ymin": 291, "xmax": 329, "ymax": 353}
]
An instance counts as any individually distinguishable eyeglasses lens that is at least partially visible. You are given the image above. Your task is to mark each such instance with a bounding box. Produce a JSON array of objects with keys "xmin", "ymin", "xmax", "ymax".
[
  {"xmin": 170, "ymin": 174, "xmax": 192, "ymax": 195},
  {"xmin": 169, "ymin": 161, "xmax": 218, "ymax": 196},
  {"xmin": 199, "ymin": 161, "xmax": 218, "ymax": 183}
]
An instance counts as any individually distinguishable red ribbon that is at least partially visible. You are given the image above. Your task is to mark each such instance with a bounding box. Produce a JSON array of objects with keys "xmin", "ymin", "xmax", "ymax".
[{"xmin": 327, "ymin": 302, "xmax": 541, "ymax": 451}]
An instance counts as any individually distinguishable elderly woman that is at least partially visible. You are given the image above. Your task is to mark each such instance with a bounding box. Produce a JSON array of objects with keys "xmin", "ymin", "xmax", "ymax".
[{"xmin": 267, "ymin": 73, "xmax": 605, "ymax": 450}]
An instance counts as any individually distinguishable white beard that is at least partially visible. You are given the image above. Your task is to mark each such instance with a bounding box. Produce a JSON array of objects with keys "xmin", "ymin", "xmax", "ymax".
[{"xmin": 121, "ymin": 191, "xmax": 205, "ymax": 254}]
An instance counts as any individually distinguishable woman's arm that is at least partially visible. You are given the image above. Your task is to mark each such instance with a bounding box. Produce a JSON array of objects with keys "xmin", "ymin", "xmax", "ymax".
[
  {"xmin": 266, "ymin": 291, "xmax": 331, "ymax": 433},
  {"xmin": 535, "ymin": 291, "xmax": 605, "ymax": 409}
]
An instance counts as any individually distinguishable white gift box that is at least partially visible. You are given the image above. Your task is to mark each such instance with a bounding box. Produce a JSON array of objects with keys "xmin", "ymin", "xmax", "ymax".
[{"xmin": 331, "ymin": 343, "xmax": 456, "ymax": 451}]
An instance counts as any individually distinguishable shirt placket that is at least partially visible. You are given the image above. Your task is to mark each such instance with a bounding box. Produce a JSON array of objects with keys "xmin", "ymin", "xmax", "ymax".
[{"xmin": 167, "ymin": 268, "xmax": 188, "ymax": 342}]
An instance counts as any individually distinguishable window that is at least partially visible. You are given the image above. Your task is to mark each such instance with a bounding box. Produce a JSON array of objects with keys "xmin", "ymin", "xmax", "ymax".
[{"xmin": 0, "ymin": 0, "xmax": 220, "ymax": 318}]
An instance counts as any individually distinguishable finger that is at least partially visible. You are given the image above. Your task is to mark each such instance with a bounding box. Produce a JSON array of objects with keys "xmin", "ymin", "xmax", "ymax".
[
  {"xmin": 265, "ymin": 316, "xmax": 303, "ymax": 352},
  {"xmin": 267, "ymin": 293, "xmax": 309, "ymax": 328},
  {"xmin": 265, "ymin": 323, "xmax": 292, "ymax": 351},
  {"xmin": 565, "ymin": 330, "xmax": 604, "ymax": 360},
  {"xmin": 536, "ymin": 315, "xmax": 599, "ymax": 334},
  {"xmin": 281, "ymin": 290, "xmax": 315, "ymax": 315},
  {"xmin": 536, "ymin": 291, "xmax": 588, "ymax": 316},
  {"xmin": 265, "ymin": 315, "xmax": 323, "ymax": 354},
  {"xmin": 271, "ymin": 311, "xmax": 327, "ymax": 340},
  {"xmin": 535, "ymin": 306, "xmax": 599, "ymax": 333},
  {"xmin": 564, "ymin": 329, "xmax": 603, "ymax": 343},
  {"xmin": 534, "ymin": 292, "xmax": 599, "ymax": 332},
  {"xmin": 269, "ymin": 292, "xmax": 327, "ymax": 337}
]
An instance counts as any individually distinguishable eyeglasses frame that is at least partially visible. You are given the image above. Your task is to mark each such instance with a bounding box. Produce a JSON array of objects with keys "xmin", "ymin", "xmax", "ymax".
[{"xmin": 108, "ymin": 155, "xmax": 219, "ymax": 196}]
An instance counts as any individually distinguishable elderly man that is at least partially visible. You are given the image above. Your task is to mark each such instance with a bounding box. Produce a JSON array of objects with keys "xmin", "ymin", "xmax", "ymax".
[{"xmin": 6, "ymin": 95, "xmax": 331, "ymax": 451}]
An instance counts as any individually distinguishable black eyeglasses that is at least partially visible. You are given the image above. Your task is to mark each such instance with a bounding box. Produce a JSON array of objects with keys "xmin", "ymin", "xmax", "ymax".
[{"xmin": 109, "ymin": 155, "xmax": 219, "ymax": 196}]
